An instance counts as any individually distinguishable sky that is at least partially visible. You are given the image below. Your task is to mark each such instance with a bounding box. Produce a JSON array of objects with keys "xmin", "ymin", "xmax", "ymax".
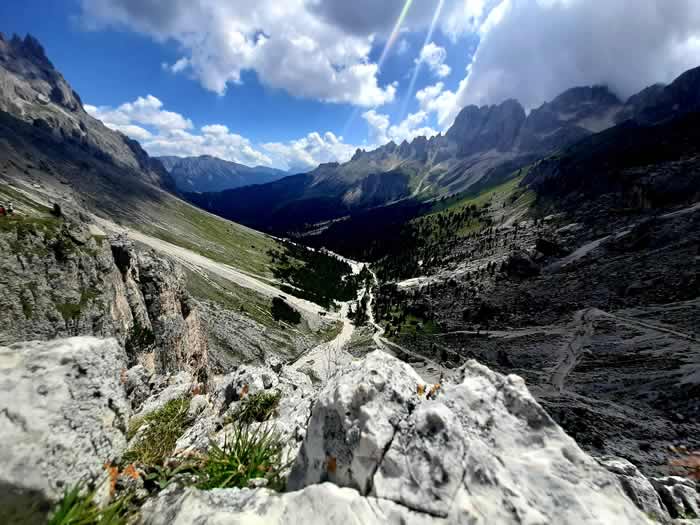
[{"xmin": 2, "ymin": 0, "xmax": 700, "ymax": 172}]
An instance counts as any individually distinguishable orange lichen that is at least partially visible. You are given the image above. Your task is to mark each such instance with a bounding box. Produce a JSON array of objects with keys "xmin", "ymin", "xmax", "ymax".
[
  {"xmin": 104, "ymin": 462, "xmax": 119, "ymax": 495},
  {"xmin": 122, "ymin": 463, "xmax": 140, "ymax": 480},
  {"xmin": 240, "ymin": 384, "xmax": 249, "ymax": 398},
  {"xmin": 417, "ymin": 384, "xmax": 426, "ymax": 397}
]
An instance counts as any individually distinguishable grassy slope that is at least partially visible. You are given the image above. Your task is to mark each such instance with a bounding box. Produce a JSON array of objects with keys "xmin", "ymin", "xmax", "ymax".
[{"xmin": 129, "ymin": 193, "xmax": 280, "ymax": 278}]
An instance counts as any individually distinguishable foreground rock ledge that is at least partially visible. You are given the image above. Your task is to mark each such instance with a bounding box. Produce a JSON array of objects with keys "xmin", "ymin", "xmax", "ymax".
[
  {"xmin": 144, "ymin": 351, "xmax": 649, "ymax": 524},
  {"xmin": 0, "ymin": 337, "xmax": 129, "ymax": 516}
]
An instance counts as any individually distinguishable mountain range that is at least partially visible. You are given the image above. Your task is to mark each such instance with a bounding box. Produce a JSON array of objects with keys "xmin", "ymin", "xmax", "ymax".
[
  {"xmin": 158, "ymin": 154, "xmax": 288, "ymax": 193},
  {"xmin": 188, "ymin": 66, "xmax": 700, "ymax": 235}
]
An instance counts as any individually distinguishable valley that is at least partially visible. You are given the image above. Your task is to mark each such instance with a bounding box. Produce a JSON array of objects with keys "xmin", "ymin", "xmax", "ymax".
[{"xmin": 0, "ymin": 27, "xmax": 699, "ymax": 525}]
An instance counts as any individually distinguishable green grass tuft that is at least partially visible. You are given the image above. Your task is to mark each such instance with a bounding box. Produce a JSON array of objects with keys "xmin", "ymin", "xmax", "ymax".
[
  {"xmin": 48, "ymin": 483, "xmax": 130, "ymax": 525},
  {"xmin": 196, "ymin": 424, "xmax": 288, "ymax": 491},
  {"xmin": 229, "ymin": 391, "xmax": 282, "ymax": 425},
  {"xmin": 123, "ymin": 397, "xmax": 191, "ymax": 466}
]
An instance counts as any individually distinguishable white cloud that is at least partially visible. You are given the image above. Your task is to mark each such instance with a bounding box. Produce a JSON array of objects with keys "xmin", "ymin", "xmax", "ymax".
[
  {"xmin": 86, "ymin": 95, "xmax": 359, "ymax": 171},
  {"xmin": 263, "ymin": 131, "xmax": 357, "ymax": 173},
  {"xmin": 362, "ymin": 109, "xmax": 439, "ymax": 146},
  {"xmin": 308, "ymin": 0, "xmax": 486, "ymax": 39},
  {"xmin": 85, "ymin": 95, "xmax": 193, "ymax": 133},
  {"xmin": 415, "ymin": 81, "xmax": 458, "ymax": 128},
  {"xmin": 442, "ymin": 0, "xmax": 700, "ymax": 125},
  {"xmin": 416, "ymin": 42, "xmax": 451, "ymax": 78},
  {"xmin": 80, "ymin": 0, "xmax": 397, "ymax": 107}
]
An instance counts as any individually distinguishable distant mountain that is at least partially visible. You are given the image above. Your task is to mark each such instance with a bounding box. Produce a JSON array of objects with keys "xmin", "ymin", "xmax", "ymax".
[
  {"xmin": 188, "ymin": 65, "xmax": 700, "ymax": 235},
  {"xmin": 158, "ymin": 155, "xmax": 287, "ymax": 193}
]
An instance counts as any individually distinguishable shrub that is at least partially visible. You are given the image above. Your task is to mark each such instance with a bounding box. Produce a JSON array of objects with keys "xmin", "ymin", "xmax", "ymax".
[
  {"xmin": 196, "ymin": 424, "xmax": 288, "ymax": 491},
  {"xmin": 229, "ymin": 391, "xmax": 281, "ymax": 425},
  {"xmin": 122, "ymin": 397, "xmax": 191, "ymax": 466},
  {"xmin": 48, "ymin": 483, "xmax": 130, "ymax": 525}
]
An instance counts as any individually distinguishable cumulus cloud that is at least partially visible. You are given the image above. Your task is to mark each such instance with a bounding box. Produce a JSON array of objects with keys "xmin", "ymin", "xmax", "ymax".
[
  {"xmin": 415, "ymin": 81, "xmax": 457, "ymax": 127},
  {"xmin": 262, "ymin": 132, "xmax": 357, "ymax": 173},
  {"xmin": 80, "ymin": 0, "xmax": 399, "ymax": 106},
  {"xmin": 444, "ymin": 0, "xmax": 700, "ymax": 124},
  {"xmin": 308, "ymin": 0, "xmax": 485, "ymax": 39},
  {"xmin": 362, "ymin": 109, "xmax": 439, "ymax": 146},
  {"xmin": 85, "ymin": 95, "xmax": 193, "ymax": 133},
  {"xmin": 416, "ymin": 42, "xmax": 451, "ymax": 78},
  {"xmin": 86, "ymin": 95, "xmax": 358, "ymax": 170}
]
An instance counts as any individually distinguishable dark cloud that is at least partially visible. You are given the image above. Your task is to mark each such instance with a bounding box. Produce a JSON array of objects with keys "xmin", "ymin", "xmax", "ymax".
[{"xmin": 454, "ymin": 0, "xmax": 700, "ymax": 112}]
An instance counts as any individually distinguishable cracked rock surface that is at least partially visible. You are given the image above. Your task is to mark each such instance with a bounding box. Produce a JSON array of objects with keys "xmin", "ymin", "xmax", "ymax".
[
  {"xmin": 0, "ymin": 337, "xmax": 129, "ymax": 518},
  {"xmin": 287, "ymin": 351, "xmax": 649, "ymax": 524}
]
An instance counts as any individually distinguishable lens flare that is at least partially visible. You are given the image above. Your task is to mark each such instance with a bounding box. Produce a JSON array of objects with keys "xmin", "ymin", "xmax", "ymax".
[
  {"xmin": 377, "ymin": 0, "xmax": 415, "ymax": 70},
  {"xmin": 343, "ymin": 0, "xmax": 415, "ymax": 139},
  {"xmin": 400, "ymin": 0, "xmax": 445, "ymax": 119}
]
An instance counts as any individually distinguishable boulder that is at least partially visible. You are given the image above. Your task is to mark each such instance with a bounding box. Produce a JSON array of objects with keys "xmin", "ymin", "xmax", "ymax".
[
  {"xmin": 0, "ymin": 337, "xmax": 129, "ymax": 520},
  {"xmin": 139, "ymin": 483, "xmax": 434, "ymax": 525},
  {"xmin": 288, "ymin": 351, "xmax": 423, "ymax": 493},
  {"xmin": 288, "ymin": 351, "xmax": 650, "ymax": 524},
  {"xmin": 650, "ymin": 476, "xmax": 700, "ymax": 520},
  {"xmin": 598, "ymin": 456, "xmax": 669, "ymax": 522}
]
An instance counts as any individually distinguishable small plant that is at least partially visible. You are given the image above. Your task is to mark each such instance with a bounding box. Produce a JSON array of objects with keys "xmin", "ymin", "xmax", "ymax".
[
  {"xmin": 122, "ymin": 397, "xmax": 191, "ymax": 466},
  {"xmin": 48, "ymin": 483, "xmax": 131, "ymax": 525},
  {"xmin": 196, "ymin": 424, "xmax": 288, "ymax": 491},
  {"xmin": 229, "ymin": 391, "xmax": 281, "ymax": 425}
]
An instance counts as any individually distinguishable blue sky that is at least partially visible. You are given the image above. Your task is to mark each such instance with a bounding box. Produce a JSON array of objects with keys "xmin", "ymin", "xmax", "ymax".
[
  {"xmin": 2, "ymin": 0, "xmax": 699, "ymax": 171},
  {"xmin": 0, "ymin": 0, "xmax": 481, "ymax": 171}
]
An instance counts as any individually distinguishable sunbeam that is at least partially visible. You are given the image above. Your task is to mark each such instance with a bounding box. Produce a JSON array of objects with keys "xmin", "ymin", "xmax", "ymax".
[{"xmin": 399, "ymin": 0, "xmax": 445, "ymax": 120}]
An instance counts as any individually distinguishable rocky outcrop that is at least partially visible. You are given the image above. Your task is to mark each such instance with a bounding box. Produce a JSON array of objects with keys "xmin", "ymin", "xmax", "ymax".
[
  {"xmin": 0, "ymin": 337, "xmax": 129, "ymax": 521},
  {"xmin": 598, "ymin": 456, "xmax": 669, "ymax": 522},
  {"xmin": 111, "ymin": 238, "xmax": 208, "ymax": 378},
  {"xmin": 0, "ymin": 218, "xmax": 134, "ymax": 344},
  {"xmin": 140, "ymin": 483, "xmax": 436, "ymax": 525},
  {"xmin": 601, "ymin": 456, "xmax": 700, "ymax": 522},
  {"xmin": 288, "ymin": 351, "xmax": 648, "ymax": 523},
  {"xmin": 5, "ymin": 337, "xmax": 697, "ymax": 524},
  {"xmin": 0, "ymin": 219, "xmax": 208, "ymax": 379}
]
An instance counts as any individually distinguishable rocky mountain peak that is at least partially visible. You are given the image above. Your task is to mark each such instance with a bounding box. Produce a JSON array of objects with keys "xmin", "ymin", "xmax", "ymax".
[
  {"xmin": 632, "ymin": 64, "xmax": 700, "ymax": 124},
  {"xmin": 446, "ymin": 98, "xmax": 526, "ymax": 156},
  {"xmin": 548, "ymin": 85, "xmax": 622, "ymax": 112}
]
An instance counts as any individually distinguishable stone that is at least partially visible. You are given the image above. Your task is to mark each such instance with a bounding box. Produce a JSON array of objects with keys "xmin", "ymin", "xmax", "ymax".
[
  {"xmin": 650, "ymin": 477, "xmax": 700, "ymax": 520},
  {"xmin": 287, "ymin": 351, "xmax": 423, "ymax": 494},
  {"xmin": 125, "ymin": 364, "xmax": 151, "ymax": 410},
  {"xmin": 0, "ymin": 337, "xmax": 129, "ymax": 520},
  {"xmin": 598, "ymin": 456, "xmax": 669, "ymax": 522},
  {"xmin": 288, "ymin": 351, "xmax": 651, "ymax": 524},
  {"xmin": 139, "ymin": 484, "xmax": 435, "ymax": 525},
  {"xmin": 187, "ymin": 394, "xmax": 210, "ymax": 421}
]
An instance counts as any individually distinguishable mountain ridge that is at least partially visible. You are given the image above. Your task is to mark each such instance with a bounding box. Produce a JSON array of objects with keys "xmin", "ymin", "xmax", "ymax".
[
  {"xmin": 158, "ymin": 154, "xmax": 288, "ymax": 193},
  {"xmin": 187, "ymin": 66, "xmax": 700, "ymax": 235}
]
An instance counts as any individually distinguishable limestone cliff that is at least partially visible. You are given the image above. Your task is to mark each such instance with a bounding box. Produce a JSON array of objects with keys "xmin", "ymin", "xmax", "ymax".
[{"xmin": 0, "ymin": 216, "xmax": 207, "ymax": 378}]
